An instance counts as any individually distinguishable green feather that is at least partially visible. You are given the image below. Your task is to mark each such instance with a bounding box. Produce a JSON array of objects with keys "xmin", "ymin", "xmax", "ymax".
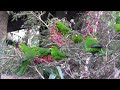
[
  {"xmin": 72, "ymin": 34, "xmax": 83, "ymax": 43},
  {"xmin": 31, "ymin": 47, "xmax": 51, "ymax": 57},
  {"xmin": 56, "ymin": 21, "xmax": 71, "ymax": 35},
  {"xmin": 50, "ymin": 46, "xmax": 66, "ymax": 60},
  {"xmin": 18, "ymin": 44, "xmax": 51, "ymax": 75},
  {"xmin": 17, "ymin": 60, "xmax": 30, "ymax": 76},
  {"xmin": 19, "ymin": 44, "xmax": 31, "ymax": 53},
  {"xmin": 115, "ymin": 24, "xmax": 120, "ymax": 32},
  {"xmin": 84, "ymin": 36, "xmax": 102, "ymax": 54}
]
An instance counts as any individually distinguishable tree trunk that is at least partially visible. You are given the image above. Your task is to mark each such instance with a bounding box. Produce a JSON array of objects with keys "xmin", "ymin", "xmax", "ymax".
[
  {"xmin": 0, "ymin": 11, "xmax": 8, "ymax": 42},
  {"xmin": 0, "ymin": 11, "xmax": 8, "ymax": 56}
]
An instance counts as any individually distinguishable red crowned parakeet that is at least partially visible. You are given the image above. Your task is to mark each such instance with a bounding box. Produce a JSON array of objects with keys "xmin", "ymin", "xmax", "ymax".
[
  {"xmin": 56, "ymin": 21, "xmax": 72, "ymax": 35},
  {"xmin": 17, "ymin": 44, "xmax": 37, "ymax": 76},
  {"xmin": 17, "ymin": 44, "xmax": 51, "ymax": 76},
  {"xmin": 84, "ymin": 35, "xmax": 103, "ymax": 55},
  {"xmin": 50, "ymin": 46, "xmax": 66, "ymax": 60},
  {"xmin": 31, "ymin": 47, "xmax": 51, "ymax": 57},
  {"xmin": 72, "ymin": 34, "xmax": 83, "ymax": 43}
]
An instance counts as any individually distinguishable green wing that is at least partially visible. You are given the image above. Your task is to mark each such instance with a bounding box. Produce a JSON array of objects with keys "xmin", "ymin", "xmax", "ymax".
[
  {"xmin": 84, "ymin": 36, "xmax": 101, "ymax": 54},
  {"xmin": 19, "ymin": 44, "xmax": 31, "ymax": 53},
  {"xmin": 72, "ymin": 34, "xmax": 83, "ymax": 43},
  {"xmin": 32, "ymin": 47, "xmax": 51, "ymax": 57},
  {"xmin": 51, "ymin": 46, "xmax": 66, "ymax": 60},
  {"xmin": 17, "ymin": 60, "xmax": 30, "ymax": 76}
]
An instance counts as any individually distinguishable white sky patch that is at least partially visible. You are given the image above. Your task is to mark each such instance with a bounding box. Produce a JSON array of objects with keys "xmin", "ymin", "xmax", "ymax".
[{"xmin": 8, "ymin": 29, "xmax": 26, "ymax": 42}]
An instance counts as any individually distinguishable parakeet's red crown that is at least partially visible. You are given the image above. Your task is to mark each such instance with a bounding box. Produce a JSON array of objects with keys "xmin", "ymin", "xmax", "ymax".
[
  {"xmin": 49, "ymin": 45, "xmax": 53, "ymax": 48},
  {"xmin": 84, "ymin": 34, "xmax": 90, "ymax": 37},
  {"xmin": 84, "ymin": 33, "xmax": 95, "ymax": 38}
]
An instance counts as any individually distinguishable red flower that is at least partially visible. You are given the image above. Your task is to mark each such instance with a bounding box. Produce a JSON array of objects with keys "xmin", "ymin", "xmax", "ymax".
[
  {"xmin": 47, "ymin": 55, "xmax": 52, "ymax": 61},
  {"xmin": 49, "ymin": 25, "xmax": 66, "ymax": 47},
  {"xmin": 42, "ymin": 57, "xmax": 48, "ymax": 61},
  {"xmin": 37, "ymin": 59, "xmax": 42, "ymax": 63}
]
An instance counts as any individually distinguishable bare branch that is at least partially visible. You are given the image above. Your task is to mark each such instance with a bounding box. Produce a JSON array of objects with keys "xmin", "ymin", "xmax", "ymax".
[
  {"xmin": 30, "ymin": 11, "xmax": 49, "ymax": 29},
  {"xmin": 34, "ymin": 66, "xmax": 45, "ymax": 79}
]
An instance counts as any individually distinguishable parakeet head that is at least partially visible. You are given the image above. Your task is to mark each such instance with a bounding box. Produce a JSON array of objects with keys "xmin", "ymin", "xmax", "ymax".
[
  {"xmin": 84, "ymin": 34, "xmax": 96, "ymax": 39},
  {"xmin": 50, "ymin": 46, "xmax": 58, "ymax": 49},
  {"xmin": 49, "ymin": 45, "xmax": 53, "ymax": 48},
  {"xmin": 49, "ymin": 45, "xmax": 59, "ymax": 51},
  {"xmin": 84, "ymin": 34, "xmax": 90, "ymax": 38}
]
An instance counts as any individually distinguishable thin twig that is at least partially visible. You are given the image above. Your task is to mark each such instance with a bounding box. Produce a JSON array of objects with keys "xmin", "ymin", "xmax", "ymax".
[
  {"xmin": 105, "ymin": 33, "xmax": 119, "ymax": 61},
  {"xmin": 30, "ymin": 11, "xmax": 49, "ymax": 29},
  {"xmin": 13, "ymin": 48, "xmax": 22, "ymax": 58},
  {"xmin": 96, "ymin": 54, "xmax": 120, "ymax": 74},
  {"xmin": 107, "ymin": 54, "xmax": 120, "ymax": 64},
  {"xmin": 34, "ymin": 66, "xmax": 45, "ymax": 79},
  {"xmin": 64, "ymin": 70, "xmax": 75, "ymax": 79},
  {"xmin": 43, "ymin": 43, "xmax": 59, "ymax": 48},
  {"xmin": 0, "ymin": 57, "xmax": 14, "ymax": 59},
  {"xmin": 108, "ymin": 73, "xmax": 115, "ymax": 79}
]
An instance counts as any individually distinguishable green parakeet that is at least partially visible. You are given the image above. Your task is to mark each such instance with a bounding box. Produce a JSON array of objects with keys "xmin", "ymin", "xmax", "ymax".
[
  {"xmin": 84, "ymin": 35, "xmax": 103, "ymax": 54},
  {"xmin": 115, "ymin": 24, "xmax": 120, "ymax": 32},
  {"xmin": 31, "ymin": 47, "xmax": 51, "ymax": 57},
  {"xmin": 56, "ymin": 21, "xmax": 71, "ymax": 35},
  {"xmin": 17, "ymin": 59, "xmax": 30, "ymax": 76},
  {"xmin": 17, "ymin": 44, "xmax": 51, "ymax": 76},
  {"xmin": 50, "ymin": 46, "xmax": 66, "ymax": 60},
  {"xmin": 72, "ymin": 34, "xmax": 83, "ymax": 43},
  {"xmin": 19, "ymin": 44, "xmax": 31, "ymax": 53},
  {"xmin": 17, "ymin": 44, "xmax": 35, "ymax": 76}
]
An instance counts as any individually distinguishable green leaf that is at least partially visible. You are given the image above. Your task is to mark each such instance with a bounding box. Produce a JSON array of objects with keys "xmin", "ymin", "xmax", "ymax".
[{"xmin": 56, "ymin": 66, "xmax": 64, "ymax": 79}]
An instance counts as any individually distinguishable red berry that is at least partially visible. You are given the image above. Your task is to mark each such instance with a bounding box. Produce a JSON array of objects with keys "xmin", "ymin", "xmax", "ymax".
[
  {"xmin": 89, "ymin": 27, "xmax": 93, "ymax": 33},
  {"xmin": 42, "ymin": 57, "xmax": 47, "ymax": 61},
  {"xmin": 84, "ymin": 34, "xmax": 90, "ymax": 37},
  {"xmin": 34, "ymin": 59, "xmax": 37, "ymax": 63},
  {"xmin": 37, "ymin": 59, "xmax": 42, "ymax": 63},
  {"xmin": 86, "ymin": 21, "xmax": 89, "ymax": 25},
  {"xmin": 47, "ymin": 55, "xmax": 52, "ymax": 61}
]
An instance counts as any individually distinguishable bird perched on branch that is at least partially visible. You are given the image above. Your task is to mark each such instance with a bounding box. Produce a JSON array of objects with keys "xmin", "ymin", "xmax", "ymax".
[
  {"xmin": 17, "ymin": 44, "xmax": 51, "ymax": 76},
  {"xmin": 56, "ymin": 21, "xmax": 72, "ymax": 36},
  {"xmin": 72, "ymin": 33, "xmax": 83, "ymax": 43},
  {"xmin": 84, "ymin": 34, "xmax": 103, "ymax": 55},
  {"xmin": 50, "ymin": 46, "xmax": 66, "ymax": 60}
]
